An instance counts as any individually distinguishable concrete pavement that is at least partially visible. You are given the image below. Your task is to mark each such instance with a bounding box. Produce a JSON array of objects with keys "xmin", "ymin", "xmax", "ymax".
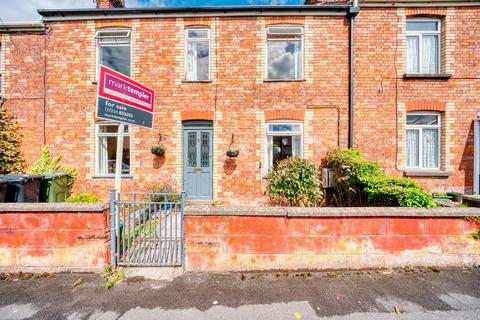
[{"xmin": 0, "ymin": 267, "xmax": 479, "ymax": 319}]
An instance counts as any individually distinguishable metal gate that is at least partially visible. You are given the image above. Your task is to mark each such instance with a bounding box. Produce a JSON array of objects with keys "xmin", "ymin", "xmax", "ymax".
[{"xmin": 110, "ymin": 191, "xmax": 186, "ymax": 267}]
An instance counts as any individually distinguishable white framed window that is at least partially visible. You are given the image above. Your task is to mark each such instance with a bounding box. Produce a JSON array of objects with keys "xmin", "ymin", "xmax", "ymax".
[
  {"xmin": 185, "ymin": 28, "xmax": 210, "ymax": 81},
  {"xmin": 266, "ymin": 26, "xmax": 304, "ymax": 80},
  {"xmin": 406, "ymin": 19, "xmax": 441, "ymax": 74},
  {"xmin": 265, "ymin": 122, "xmax": 303, "ymax": 171},
  {"xmin": 96, "ymin": 123, "xmax": 131, "ymax": 176},
  {"xmin": 406, "ymin": 112, "xmax": 441, "ymax": 169},
  {"xmin": 96, "ymin": 29, "xmax": 131, "ymax": 77}
]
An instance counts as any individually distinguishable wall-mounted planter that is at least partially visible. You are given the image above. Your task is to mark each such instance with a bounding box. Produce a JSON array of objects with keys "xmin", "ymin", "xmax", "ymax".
[
  {"xmin": 226, "ymin": 149, "xmax": 239, "ymax": 158},
  {"xmin": 151, "ymin": 145, "xmax": 165, "ymax": 156}
]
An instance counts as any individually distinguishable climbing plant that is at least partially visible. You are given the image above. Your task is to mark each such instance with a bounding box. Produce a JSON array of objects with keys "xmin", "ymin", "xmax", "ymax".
[{"xmin": 0, "ymin": 105, "xmax": 26, "ymax": 174}]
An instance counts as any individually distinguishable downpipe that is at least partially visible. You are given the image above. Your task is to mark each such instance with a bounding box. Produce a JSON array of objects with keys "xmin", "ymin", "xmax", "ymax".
[{"xmin": 348, "ymin": 0, "xmax": 359, "ymax": 148}]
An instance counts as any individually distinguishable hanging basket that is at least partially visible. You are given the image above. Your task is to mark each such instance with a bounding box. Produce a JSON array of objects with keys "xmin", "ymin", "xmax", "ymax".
[
  {"xmin": 226, "ymin": 149, "xmax": 240, "ymax": 158},
  {"xmin": 151, "ymin": 144, "xmax": 165, "ymax": 156}
]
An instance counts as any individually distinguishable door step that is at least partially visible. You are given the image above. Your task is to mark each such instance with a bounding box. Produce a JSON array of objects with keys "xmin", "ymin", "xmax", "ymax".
[{"xmin": 125, "ymin": 267, "xmax": 184, "ymax": 281}]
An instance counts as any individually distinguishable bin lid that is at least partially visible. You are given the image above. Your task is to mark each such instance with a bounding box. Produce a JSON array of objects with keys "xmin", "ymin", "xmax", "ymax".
[
  {"xmin": 42, "ymin": 172, "xmax": 69, "ymax": 179},
  {"xmin": 1, "ymin": 174, "xmax": 43, "ymax": 182}
]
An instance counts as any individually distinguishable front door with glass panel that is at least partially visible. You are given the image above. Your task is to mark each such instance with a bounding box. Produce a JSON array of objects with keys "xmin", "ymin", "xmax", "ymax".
[{"xmin": 183, "ymin": 123, "xmax": 213, "ymax": 200}]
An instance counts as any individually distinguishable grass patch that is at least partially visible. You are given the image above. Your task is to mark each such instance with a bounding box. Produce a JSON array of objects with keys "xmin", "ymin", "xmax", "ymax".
[{"xmin": 101, "ymin": 265, "xmax": 125, "ymax": 289}]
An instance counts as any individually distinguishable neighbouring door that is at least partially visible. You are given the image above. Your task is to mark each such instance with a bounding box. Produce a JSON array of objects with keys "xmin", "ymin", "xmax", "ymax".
[{"xmin": 183, "ymin": 123, "xmax": 213, "ymax": 200}]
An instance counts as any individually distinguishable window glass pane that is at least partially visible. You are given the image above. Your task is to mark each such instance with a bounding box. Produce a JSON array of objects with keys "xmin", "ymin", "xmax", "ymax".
[
  {"xmin": 272, "ymin": 135, "xmax": 293, "ymax": 168},
  {"xmin": 100, "ymin": 136, "xmax": 130, "ymax": 175},
  {"xmin": 422, "ymin": 129, "xmax": 439, "ymax": 168},
  {"xmin": 200, "ymin": 132, "xmax": 210, "ymax": 168},
  {"xmin": 421, "ymin": 35, "xmax": 439, "ymax": 74},
  {"xmin": 99, "ymin": 124, "xmax": 129, "ymax": 133},
  {"xmin": 268, "ymin": 27, "xmax": 302, "ymax": 35},
  {"xmin": 100, "ymin": 45, "xmax": 131, "ymax": 76},
  {"xmin": 406, "ymin": 36, "xmax": 419, "ymax": 73},
  {"xmin": 267, "ymin": 40, "xmax": 302, "ymax": 80},
  {"xmin": 292, "ymin": 135, "xmax": 301, "ymax": 157},
  {"xmin": 186, "ymin": 41, "xmax": 209, "ymax": 81},
  {"xmin": 407, "ymin": 115, "xmax": 438, "ymax": 125},
  {"xmin": 268, "ymin": 123, "xmax": 302, "ymax": 133},
  {"xmin": 407, "ymin": 129, "xmax": 420, "ymax": 167},
  {"xmin": 187, "ymin": 29, "xmax": 209, "ymax": 39},
  {"xmin": 187, "ymin": 132, "xmax": 197, "ymax": 167},
  {"xmin": 406, "ymin": 21, "xmax": 438, "ymax": 32}
]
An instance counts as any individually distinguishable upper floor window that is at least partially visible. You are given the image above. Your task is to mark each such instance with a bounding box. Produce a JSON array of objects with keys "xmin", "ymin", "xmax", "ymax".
[
  {"xmin": 185, "ymin": 28, "xmax": 210, "ymax": 81},
  {"xmin": 406, "ymin": 19, "xmax": 440, "ymax": 74},
  {"xmin": 406, "ymin": 112, "xmax": 441, "ymax": 169},
  {"xmin": 96, "ymin": 123, "xmax": 130, "ymax": 176},
  {"xmin": 96, "ymin": 29, "xmax": 131, "ymax": 77},
  {"xmin": 266, "ymin": 26, "xmax": 303, "ymax": 80},
  {"xmin": 266, "ymin": 122, "xmax": 303, "ymax": 170}
]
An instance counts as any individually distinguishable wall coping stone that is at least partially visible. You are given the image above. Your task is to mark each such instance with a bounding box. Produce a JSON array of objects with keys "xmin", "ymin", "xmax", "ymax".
[
  {"xmin": 0, "ymin": 202, "xmax": 109, "ymax": 212},
  {"xmin": 185, "ymin": 205, "xmax": 480, "ymax": 217}
]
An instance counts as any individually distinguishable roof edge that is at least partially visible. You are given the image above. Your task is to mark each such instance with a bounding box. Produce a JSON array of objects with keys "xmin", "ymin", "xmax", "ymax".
[
  {"xmin": 0, "ymin": 22, "xmax": 45, "ymax": 33},
  {"xmin": 38, "ymin": 5, "xmax": 352, "ymax": 21},
  {"xmin": 360, "ymin": 0, "xmax": 480, "ymax": 7}
]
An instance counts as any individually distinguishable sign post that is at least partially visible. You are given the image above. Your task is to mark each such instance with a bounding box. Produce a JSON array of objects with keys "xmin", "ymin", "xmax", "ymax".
[{"xmin": 96, "ymin": 65, "xmax": 155, "ymax": 195}]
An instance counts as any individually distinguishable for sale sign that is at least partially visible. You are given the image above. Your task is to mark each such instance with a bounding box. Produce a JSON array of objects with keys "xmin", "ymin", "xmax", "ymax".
[{"xmin": 96, "ymin": 65, "xmax": 154, "ymax": 128}]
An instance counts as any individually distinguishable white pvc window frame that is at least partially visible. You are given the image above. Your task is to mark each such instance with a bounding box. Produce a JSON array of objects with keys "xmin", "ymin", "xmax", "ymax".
[
  {"xmin": 184, "ymin": 27, "xmax": 211, "ymax": 81},
  {"xmin": 95, "ymin": 29, "xmax": 132, "ymax": 79},
  {"xmin": 95, "ymin": 122, "xmax": 131, "ymax": 177},
  {"xmin": 406, "ymin": 18, "xmax": 441, "ymax": 74},
  {"xmin": 265, "ymin": 25, "xmax": 304, "ymax": 81},
  {"xmin": 265, "ymin": 121, "xmax": 304, "ymax": 171},
  {"xmin": 406, "ymin": 112, "xmax": 441, "ymax": 170}
]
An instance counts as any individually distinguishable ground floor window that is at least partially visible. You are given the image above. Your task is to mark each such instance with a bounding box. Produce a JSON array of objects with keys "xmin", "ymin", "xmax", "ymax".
[
  {"xmin": 266, "ymin": 122, "xmax": 303, "ymax": 170},
  {"xmin": 406, "ymin": 112, "xmax": 441, "ymax": 169},
  {"xmin": 96, "ymin": 123, "xmax": 130, "ymax": 176}
]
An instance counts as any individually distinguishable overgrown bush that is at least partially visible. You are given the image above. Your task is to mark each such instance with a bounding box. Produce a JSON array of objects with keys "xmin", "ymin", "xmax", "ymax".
[
  {"xmin": 27, "ymin": 146, "xmax": 78, "ymax": 197},
  {"xmin": 266, "ymin": 157, "xmax": 322, "ymax": 207},
  {"xmin": 0, "ymin": 106, "xmax": 25, "ymax": 174},
  {"xmin": 66, "ymin": 193, "xmax": 98, "ymax": 203},
  {"xmin": 324, "ymin": 149, "xmax": 435, "ymax": 208}
]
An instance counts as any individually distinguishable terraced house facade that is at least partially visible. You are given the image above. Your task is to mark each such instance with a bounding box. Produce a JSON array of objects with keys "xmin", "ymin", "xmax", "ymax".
[{"xmin": 0, "ymin": 0, "xmax": 479, "ymax": 203}]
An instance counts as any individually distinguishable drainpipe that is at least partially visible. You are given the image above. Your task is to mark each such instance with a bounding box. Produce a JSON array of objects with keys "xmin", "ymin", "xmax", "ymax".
[{"xmin": 348, "ymin": 0, "xmax": 359, "ymax": 149}]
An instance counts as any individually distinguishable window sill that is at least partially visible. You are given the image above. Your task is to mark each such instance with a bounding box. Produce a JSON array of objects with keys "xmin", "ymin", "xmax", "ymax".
[
  {"xmin": 263, "ymin": 79, "xmax": 305, "ymax": 83},
  {"xmin": 182, "ymin": 80, "xmax": 212, "ymax": 83},
  {"xmin": 403, "ymin": 73, "xmax": 452, "ymax": 80},
  {"xmin": 403, "ymin": 170, "xmax": 452, "ymax": 177},
  {"xmin": 91, "ymin": 175, "xmax": 134, "ymax": 179}
]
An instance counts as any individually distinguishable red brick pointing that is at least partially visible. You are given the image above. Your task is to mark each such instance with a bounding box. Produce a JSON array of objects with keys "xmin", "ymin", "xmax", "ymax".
[
  {"xmin": 181, "ymin": 111, "xmax": 215, "ymax": 121},
  {"xmin": 264, "ymin": 110, "xmax": 305, "ymax": 121},
  {"xmin": 406, "ymin": 101, "xmax": 446, "ymax": 112}
]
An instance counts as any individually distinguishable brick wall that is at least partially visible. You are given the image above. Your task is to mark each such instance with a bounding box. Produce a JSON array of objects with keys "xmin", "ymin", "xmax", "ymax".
[
  {"xmin": 2, "ymin": 5, "xmax": 479, "ymax": 202},
  {"xmin": 354, "ymin": 7, "xmax": 480, "ymax": 194},
  {"xmin": 0, "ymin": 204, "xmax": 110, "ymax": 271},
  {"xmin": 184, "ymin": 207, "xmax": 480, "ymax": 271},
  {"xmin": 30, "ymin": 15, "xmax": 349, "ymax": 202}
]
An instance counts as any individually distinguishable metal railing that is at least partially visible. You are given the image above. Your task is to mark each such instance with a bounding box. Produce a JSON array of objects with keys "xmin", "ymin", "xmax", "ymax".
[{"xmin": 110, "ymin": 191, "xmax": 186, "ymax": 267}]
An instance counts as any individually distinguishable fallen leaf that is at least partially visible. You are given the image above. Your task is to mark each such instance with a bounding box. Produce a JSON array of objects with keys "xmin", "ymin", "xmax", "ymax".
[
  {"xmin": 394, "ymin": 306, "xmax": 400, "ymax": 315},
  {"xmin": 293, "ymin": 312, "xmax": 302, "ymax": 319},
  {"xmin": 73, "ymin": 278, "xmax": 83, "ymax": 287}
]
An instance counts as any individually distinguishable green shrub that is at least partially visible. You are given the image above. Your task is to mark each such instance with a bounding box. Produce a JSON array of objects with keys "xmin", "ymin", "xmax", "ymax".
[
  {"xmin": 27, "ymin": 146, "xmax": 78, "ymax": 197},
  {"xmin": 66, "ymin": 193, "xmax": 98, "ymax": 203},
  {"xmin": 324, "ymin": 149, "xmax": 435, "ymax": 208},
  {"xmin": 0, "ymin": 106, "xmax": 26, "ymax": 174},
  {"xmin": 266, "ymin": 157, "xmax": 321, "ymax": 207}
]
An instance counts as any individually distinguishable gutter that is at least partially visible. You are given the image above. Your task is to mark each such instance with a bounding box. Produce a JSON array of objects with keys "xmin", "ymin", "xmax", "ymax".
[
  {"xmin": 348, "ymin": 1, "xmax": 359, "ymax": 149},
  {"xmin": 38, "ymin": 5, "xmax": 352, "ymax": 21},
  {"xmin": 360, "ymin": 1, "xmax": 480, "ymax": 7}
]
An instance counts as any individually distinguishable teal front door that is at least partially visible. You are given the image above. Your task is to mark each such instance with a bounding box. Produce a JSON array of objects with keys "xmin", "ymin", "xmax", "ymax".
[{"xmin": 183, "ymin": 123, "xmax": 213, "ymax": 200}]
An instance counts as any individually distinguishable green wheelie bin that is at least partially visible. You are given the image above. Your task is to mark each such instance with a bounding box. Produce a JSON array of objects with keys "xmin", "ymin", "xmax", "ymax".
[{"xmin": 40, "ymin": 173, "xmax": 70, "ymax": 202}]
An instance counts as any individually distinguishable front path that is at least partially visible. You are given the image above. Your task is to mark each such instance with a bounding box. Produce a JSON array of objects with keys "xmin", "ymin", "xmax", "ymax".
[{"xmin": 0, "ymin": 267, "xmax": 479, "ymax": 320}]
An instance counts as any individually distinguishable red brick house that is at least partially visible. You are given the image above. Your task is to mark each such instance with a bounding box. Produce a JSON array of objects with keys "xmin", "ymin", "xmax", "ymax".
[{"xmin": 1, "ymin": 0, "xmax": 479, "ymax": 203}]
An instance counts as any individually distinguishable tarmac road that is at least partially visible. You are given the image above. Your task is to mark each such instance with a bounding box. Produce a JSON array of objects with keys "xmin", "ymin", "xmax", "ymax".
[{"xmin": 0, "ymin": 266, "xmax": 479, "ymax": 320}]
